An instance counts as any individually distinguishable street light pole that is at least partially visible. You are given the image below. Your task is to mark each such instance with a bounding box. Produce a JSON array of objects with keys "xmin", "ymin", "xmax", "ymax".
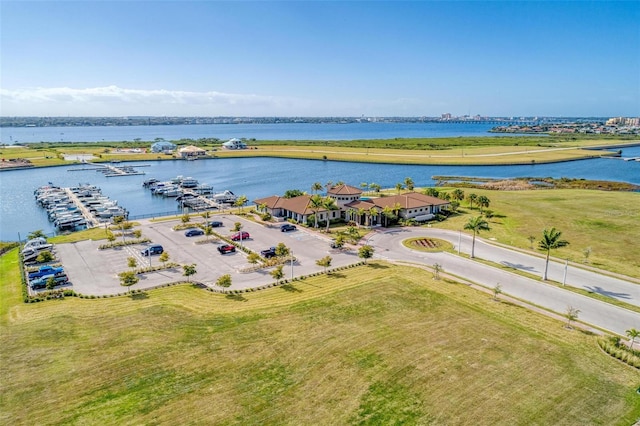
[
  {"xmin": 562, "ymin": 259, "xmax": 568, "ymax": 286},
  {"xmin": 458, "ymin": 230, "xmax": 461, "ymax": 255}
]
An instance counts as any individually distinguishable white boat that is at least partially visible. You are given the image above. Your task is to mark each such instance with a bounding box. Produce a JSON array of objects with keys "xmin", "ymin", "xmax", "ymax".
[{"xmin": 212, "ymin": 190, "xmax": 237, "ymax": 203}]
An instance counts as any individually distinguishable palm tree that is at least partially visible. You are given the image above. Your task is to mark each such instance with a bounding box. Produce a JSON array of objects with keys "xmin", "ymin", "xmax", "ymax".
[
  {"xmin": 357, "ymin": 208, "xmax": 366, "ymax": 227},
  {"xmin": 392, "ymin": 202, "xmax": 403, "ymax": 221},
  {"xmin": 360, "ymin": 182, "xmax": 369, "ymax": 194},
  {"xmin": 404, "ymin": 177, "xmax": 414, "ymax": 191},
  {"xmin": 538, "ymin": 227, "xmax": 570, "ymax": 280},
  {"xmin": 311, "ymin": 182, "xmax": 323, "ymax": 194},
  {"xmin": 309, "ymin": 194, "xmax": 324, "ymax": 228},
  {"xmin": 234, "ymin": 195, "xmax": 248, "ymax": 212},
  {"xmin": 464, "ymin": 216, "xmax": 491, "ymax": 258},
  {"xmin": 477, "ymin": 195, "xmax": 490, "ymax": 212},
  {"xmin": 452, "ymin": 188, "xmax": 465, "ymax": 202},
  {"xmin": 369, "ymin": 183, "xmax": 381, "ymax": 194},
  {"xmin": 323, "ymin": 197, "xmax": 337, "ymax": 232},
  {"xmin": 467, "ymin": 193, "xmax": 478, "ymax": 209},
  {"xmin": 627, "ymin": 328, "xmax": 640, "ymax": 349},
  {"xmin": 382, "ymin": 205, "xmax": 394, "ymax": 227},
  {"xmin": 370, "ymin": 207, "xmax": 379, "ymax": 226},
  {"xmin": 346, "ymin": 208, "xmax": 356, "ymax": 224},
  {"xmin": 395, "ymin": 182, "xmax": 404, "ymax": 194}
]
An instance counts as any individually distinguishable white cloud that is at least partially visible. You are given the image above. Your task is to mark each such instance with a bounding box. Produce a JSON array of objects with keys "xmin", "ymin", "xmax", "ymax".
[{"xmin": 0, "ymin": 85, "xmax": 304, "ymax": 116}]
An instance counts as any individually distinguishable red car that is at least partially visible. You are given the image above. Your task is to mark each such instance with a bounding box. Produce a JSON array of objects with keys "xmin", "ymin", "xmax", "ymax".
[
  {"xmin": 231, "ymin": 232, "xmax": 250, "ymax": 241},
  {"xmin": 217, "ymin": 244, "xmax": 236, "ymax": 254}
]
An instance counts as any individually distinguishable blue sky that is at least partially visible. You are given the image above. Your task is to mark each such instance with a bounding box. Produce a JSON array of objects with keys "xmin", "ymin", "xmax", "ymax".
[{"xmin": 1, "ymin": 1, "xmax": 638, "ymax": 117}]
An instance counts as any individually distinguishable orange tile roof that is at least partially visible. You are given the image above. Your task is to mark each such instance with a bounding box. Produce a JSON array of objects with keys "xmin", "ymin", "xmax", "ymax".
[{"xmin": 328, "ymin": 184, "xmax": 362, "ymax": 195}]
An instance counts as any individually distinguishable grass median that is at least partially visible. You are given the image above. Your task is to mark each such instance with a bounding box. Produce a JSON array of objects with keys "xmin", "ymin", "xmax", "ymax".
[{"xmin": 1, "ymin": 259, "xmax": 639, "ymax": 425}]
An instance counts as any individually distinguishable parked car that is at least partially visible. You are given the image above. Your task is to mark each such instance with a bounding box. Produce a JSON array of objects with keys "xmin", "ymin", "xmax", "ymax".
[
  {"xmin": 206, "ymin": 221, "xmax": 223, "ymax": 228},
  {"xmin": 184, "ymin": 228, "xmax": 204, "ymax": 237},
  {"xmin": 281, "ymin": 223, "xmax": 297, "ymax": 232},
  {"xmin": 231, "ymin": 232, "xmax": 250, "ymax": 241},
  {"xmin": 217, "ymin": 244, "xmax": 236, "ymax": 254},
  {"xmin": 30, "ymin": 273, "xmax": 68, "ymax": 290},
  {"xmin": 28, "ymin": 265, "xmax": 65, "ymax": 280},
  {"xmin": 141, "ymin": 244, "xmax": 164, "ymax": 256},
  {"xmin": 260, "ymin": 247, "xmax": 277, "ymax": 258}
]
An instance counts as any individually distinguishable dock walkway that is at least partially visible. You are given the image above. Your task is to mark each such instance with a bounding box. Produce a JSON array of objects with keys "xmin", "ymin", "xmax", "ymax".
[{"xmin": 63, "ymin": 188, "xmax": 100, "ymax": 228}]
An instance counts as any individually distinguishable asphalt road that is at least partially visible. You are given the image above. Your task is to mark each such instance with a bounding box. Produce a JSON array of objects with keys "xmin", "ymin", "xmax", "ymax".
[{"xmin": 368, "ymin": 227, "xmax": 640, "ymax": 336}]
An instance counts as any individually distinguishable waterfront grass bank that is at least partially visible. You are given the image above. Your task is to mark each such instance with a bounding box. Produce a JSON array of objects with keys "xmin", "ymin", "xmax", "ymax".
[{"xmin": 1, "ymin": 136, "xmax": 637, "ymax": 168}]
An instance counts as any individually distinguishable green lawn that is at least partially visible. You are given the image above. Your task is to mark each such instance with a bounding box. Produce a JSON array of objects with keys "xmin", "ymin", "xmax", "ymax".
[
  {"xmin": 2, "ymin": 137, "xmax": 635, "ymax": 167},
  {"xmin": 1, "ymin": 254, "xmax": 639, "ymax": 425},
  {"xmin": 432, "ymin": 188, "xmax": 640, "ymax": 279}
]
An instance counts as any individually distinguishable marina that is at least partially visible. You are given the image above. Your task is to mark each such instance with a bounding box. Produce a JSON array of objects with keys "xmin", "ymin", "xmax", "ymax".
[
  {"xmin": 34, "ymin": 183, "xmax": 129, "ymax": 231},
  {"xmin": 143, "ymin": 176, "xmax": 237, "ymax": 211}
]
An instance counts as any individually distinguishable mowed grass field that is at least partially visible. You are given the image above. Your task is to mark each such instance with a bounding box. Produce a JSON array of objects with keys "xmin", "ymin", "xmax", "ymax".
[
  {"xmin": 433, "ymin": 188, "xmax": 640, "ymax": 279},
  {"xmin": 2, "ymin": 250, "xmax": 639, "ymax": 425},
  {"xmin": 1, "ymin": 137, "xmax": 631, "ymax": 167}
]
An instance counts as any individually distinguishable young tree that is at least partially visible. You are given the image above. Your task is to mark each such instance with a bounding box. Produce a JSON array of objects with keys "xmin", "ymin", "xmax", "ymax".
[
  {"xmin": 369, "ymin": 207, "xmax": 379, "ymax": 227},
  {"xmin": 270, "ymin": 264, "xmax": 285, "ymax": 284},
  {"xmin": 234, "ymin": 195, "xmax": 248, "ymax": 212},
  {"xmin": 159, "ymin": 251, "xmax": 170, "ymax": 268},
  {"xmin": 233, "ymin": 222, "xmax": 243, "ymax": 232},
  {"xmin": 332, "ymin": 234, "xmax": 345, "ymax": 249},
  {"xmin": 358, "ymin": 245, "xmax": 374, "ymax": 264},
  {"xmin": 27, "ymin": 229, "xmax": 47, "ymax": 240},
  {"xmin": 626, "ymin": 328, "xmax": 640, "ymax": 349},
  {"xmin": 464, "ymin": 216, "xmax": 491, "ymax": 258},
  {"xmin": 275, "ymin": 242, "xmax": 290, "ymax": 258},
  {"xmin": 538, "ymin": 227, "xmax": 570, "ymax": 280},
  {"xmin": 493, "ymin": 283, "xmax": 503, "ymax": 301},
  {"xmin": 201, "ymin": 210, "xmax": 211, "ymax": 221},
  {"xmin": 119, "ymin": 271, "xmax": 139, "ymax": 293},
  {"xmin": 182, "ymin": 264, "xmax": 197, "ymax": 282},
  {"xmin": 347, "ymin": 226, "xmax": 360, "ymax": 244},
  {"xmin": 216, "ymin": 274, "xmax": 232, "ymax": 290},
  {"xmin": 113, "ymin": 215, "xmax": 127, "ymax": 243},
  {"xmin": 46, "ymin": 276, "xmax": 57, "ymax": 290},
  {"xmin": 527, "ymin": 235, "xmax": 536, "ymax": 249},
  {"xmin": 432, "ymin": 263, "xmax": 442, "ymax": 280},
  {"xmin": 316, "ymin": 255, "xmax": 332, "ymax": 274},
  {"xmin": 247, "ymin": 252, "xmax": 261, "ymax": 265},
  {"xmin": 133, "ymin": 229, "xmax": 142, "ymax": 239},
  {"xmin": 583, "ymin": 247, "xmax": 592, "ymax": 264},
  {"xmin": 36, "ymin": 250, "xmax": 54, "ymax": 263},
  {"xmin": 127, "ymin": 256, "xmax": 138, "ymax": 270},
  {"xmin": 181, "ymin": 213, "xmax": 191, "ymax": 224},
  {"xmin": 203, "ymin": 225, "xmax": 214, "ymax": 242},
  {"xmin": 565, "ymin": 306, "xmax": 580, "ymax": 329}
]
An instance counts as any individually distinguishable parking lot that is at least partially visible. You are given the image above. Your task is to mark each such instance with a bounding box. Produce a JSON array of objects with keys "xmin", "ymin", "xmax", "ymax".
[{"xmin": 55, "ymin": 214, "xmax": 362, "ymax": 295}]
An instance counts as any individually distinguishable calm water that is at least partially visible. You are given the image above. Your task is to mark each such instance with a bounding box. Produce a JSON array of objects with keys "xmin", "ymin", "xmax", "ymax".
[
  {"xmin": 1, "ymin": 146, "xmax": 639, "ymax": 241},
  {"xmin": 1, "ymin": 122, "xmax": 502, "ymax": 143}
]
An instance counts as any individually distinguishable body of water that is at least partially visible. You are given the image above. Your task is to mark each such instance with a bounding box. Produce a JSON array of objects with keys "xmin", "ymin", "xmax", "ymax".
[
  {"xmin": 1, "ymin": 122, "xmax": 503, "ymax": 143},
  {"xmin": 1, "ymin": 145, "xmax": 639, "ymax": 241}
]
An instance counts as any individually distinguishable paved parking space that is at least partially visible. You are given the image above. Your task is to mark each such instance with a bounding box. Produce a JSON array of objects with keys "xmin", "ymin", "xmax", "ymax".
[{"xmin": 54, "ymin": 214, "xmax": 361, "ymax": 295}]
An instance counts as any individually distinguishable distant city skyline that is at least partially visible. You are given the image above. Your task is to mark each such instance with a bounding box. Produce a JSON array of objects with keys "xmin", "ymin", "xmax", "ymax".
[{"xmin": 1, "ymin": 1, "xmax": 638, "ymax": 117}]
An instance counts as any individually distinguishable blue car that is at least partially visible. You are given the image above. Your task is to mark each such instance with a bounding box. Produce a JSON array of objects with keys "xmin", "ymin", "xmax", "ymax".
[
  {"xmin": 281, "ymin": 224, "xmax": 297, "ymax": 232},
  {"xmin": 185, "ymin": 228, "xmax": 204, "ymax": 237}
]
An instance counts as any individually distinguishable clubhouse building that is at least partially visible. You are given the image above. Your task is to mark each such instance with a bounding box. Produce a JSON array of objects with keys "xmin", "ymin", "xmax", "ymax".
[{"xmin": 253, "ymin": 183, "xmax": 450, "ymax": 226}]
